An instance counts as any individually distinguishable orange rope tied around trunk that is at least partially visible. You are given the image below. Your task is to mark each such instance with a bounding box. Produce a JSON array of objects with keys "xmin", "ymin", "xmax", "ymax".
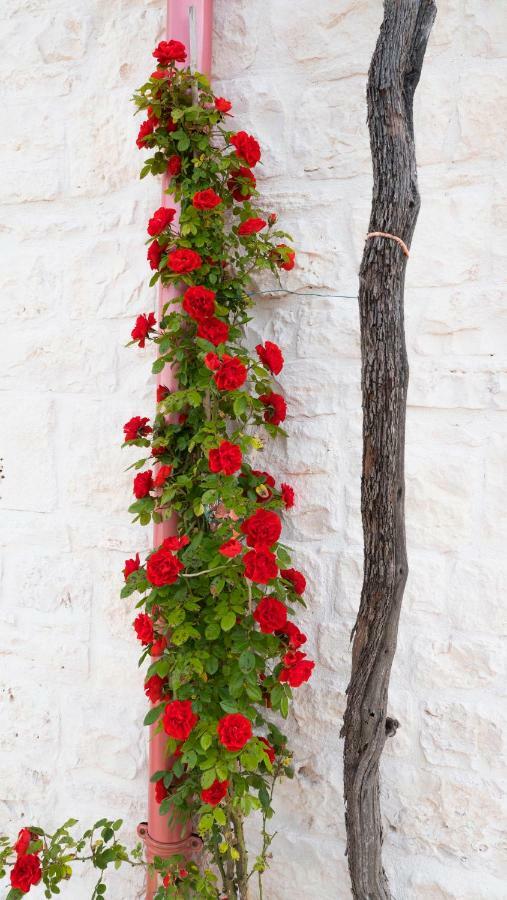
[{"xmin": 366, "ymin": 231, "xmax": 410, "ymax": 257}]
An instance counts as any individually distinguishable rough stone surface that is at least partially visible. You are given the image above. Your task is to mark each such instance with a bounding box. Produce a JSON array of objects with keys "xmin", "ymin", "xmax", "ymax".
[{"xmin": 0, "ymin": 2, "xmax": 505, "ymax": 898}]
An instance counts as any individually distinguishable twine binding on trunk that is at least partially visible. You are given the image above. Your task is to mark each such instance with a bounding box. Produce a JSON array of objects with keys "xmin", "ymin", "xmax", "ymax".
[{"xmin": 366, "ymin": 231, "xmax": 410, "ymax": 257}]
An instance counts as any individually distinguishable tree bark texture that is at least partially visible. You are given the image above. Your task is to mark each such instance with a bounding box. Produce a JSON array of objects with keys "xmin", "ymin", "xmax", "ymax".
[{"xmin": 342, "ymin": 3, "xmax": 437, "ymax": 899}]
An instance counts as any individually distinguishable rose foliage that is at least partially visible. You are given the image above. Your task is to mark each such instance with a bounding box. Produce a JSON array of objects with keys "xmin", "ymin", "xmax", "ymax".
[{"xmin": 0, "ymin": 818, "xmax": 215, "ymax": 900}]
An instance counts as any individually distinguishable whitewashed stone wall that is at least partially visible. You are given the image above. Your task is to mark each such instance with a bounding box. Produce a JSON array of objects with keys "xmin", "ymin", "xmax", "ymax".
[{"xmin": 0, "ymin": 1, "xmax": 505, "ymax": 898}]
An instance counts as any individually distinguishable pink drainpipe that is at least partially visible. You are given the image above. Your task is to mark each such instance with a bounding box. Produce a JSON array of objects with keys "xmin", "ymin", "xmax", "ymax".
[{"xmin": 137, "ymin": 3, "xmax": 214, "ymax": 897}]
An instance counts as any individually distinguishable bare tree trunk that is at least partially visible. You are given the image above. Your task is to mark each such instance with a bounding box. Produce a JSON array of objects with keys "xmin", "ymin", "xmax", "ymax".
[{"xmin": 342, "ymin": 3, "xmax": 437, "ymax": 899}]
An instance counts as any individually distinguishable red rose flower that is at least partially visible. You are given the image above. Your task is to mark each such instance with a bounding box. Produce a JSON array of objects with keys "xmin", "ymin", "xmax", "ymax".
[
  {"xmin": 253, "ymin": 596, "xmax": 287, "ymax": 634},
  {"xmin": 133, "ymin": 470, "xmax": 153, "ymax": 498},
  {"xmin": 197, "ymin": 317, "xmax": 229, "ymax": 346},
  {"xmin": 131, "ymin": 312, "xmax": 156, "ymax": 348},
  {"xmin": 123, "ymin": 553, "xmax": 140, "ymax": 581},
  {"xmin": 123, "ymin": 416, "xmax": 152, "ymax": 442},
  {"xmin": 163, "ymin": 699, "xmax": 198, "ymax": 741},
  {"xmin": 193, "ymin": 189, "xmax": 222, "ymax": 210},
  {"xmin": 156, "ymin": 385, "xmax": 170, "ymax": 404},
  {"xmin": 151, "ymin": 70, "xmax": 169, "ymax": 80},
  {"xmin": 281, "ymin": 483, "xmax": 295, "ymax": 508},
  {"xmin": 201, "ymin": 778, "xmax": 229, "ymax": 806},
  {"xmin": 215, "ymin": 97, "xmax": 232, "ymax": 114},
  {"xmin": 253, "ymin": 470, "xmax": 276, "ymax": 488},
  {"xmin": 136, "ymin": 119, "xmax": 155, "ymax": 149},
  {"xmin": 209, "ymin": 440, "xmax": 242, "ymax": 476},
  {"xmin": 279, "ymin": 651, "xmax": 314, "ymax": 687},
  {"xmin": 243, "ymin": 548, "xmax": 278, "ymax": 583},
  {"xmin": 153, "ymin": 40, "xmax": 187, "ymax": 65},
  {"xmin": 241, "ymin": 508, "xmax": 282, "ymax": 548},
  {"xmin": 255, "ymin": 340, "xmax": 284, "ymax": 375},
  {"xmin": 283, "ymin": 621, "xmax": 307, "ymax": 649},
  {"xmin": 133, "ymin": 613, "xmax": 154, "ymax": 645},
  {"xmin": 251, "ymin": 469, "xmax": 276, "ymax": 502},
  {"xmin": 10, "ymin": 854, "xmax": 41, "ymax": 893},
  {"xmin": 238, "ymin": 217, "xmax": 266, "ymax": 236},
  {"xmin": 167, "ymin": 248, "xmax": 202, "ymax": 274},
  {"xmin": 268, "ymin": 212, "xmax": 277, "ymax": 225},
  {"xmin": 260, "ymin": 392, "xmax": 287, "ymax": 425},
  {"xmin": 147, "ymin": 206, "xmax": 176, "ymax": 236},
  {"xmin": 150, "ymin": 635, "xmax": 168, "ymax": 657},
  {"xmin": 219, "ymin": 539, "xmax": 243, "ymax": 558},
  {"xmin": 167, "ymin": 154, "xmax": 182, "ymax": 176},
  {"xmin": 281, "ymin": 567, "xmax": 306, "ymax": 594},
  {"xmin": 258, "ymin": 736, "xmax": 275, "ymax": 764},
  {"xmin": 182, "ymin": 285, "xmax": 216, "ymax": 321},
  {"xmin": 147, "ymin": 240, "xmax": 162, "ymax": 271},
  {"xmin": 155, "ymin": 780, "xmax": 169, "ymax": 804},
  {"xmin": 13, "ymin": 828, "xmax": 36, "ymax": 857},
  {"xmin": 217, "ymin": 714, "xmax": 252, "ymax": 752},
  {"xmin": 227, "ymin": 167, "xmax": 256, "ymax": 202},
  {"xmin": 146, "ymin": 545, "xmax": 184, "ymax": 586},
  {"xmin": 165, "ymin": 115, "xmax": 177, "ymax": 133},
  {"xmin": 144, "ymin": 674, "xmax": 167, "ymax": 703},
  {"xmin": 272, "ymin": 243, "xmax": 296, "ymax": 271},
  {"xmin": 204, "ymin": 352, "xmax": 220, "ymax": 371},
  {"xmin": 161, "ymin": 534, "xmax": 190, "ymax": 550},
  {"xmin": 213, "ymin": 355, "xmax": 247, "ymax": 391},
  {"xmin": 230, "ymin": 131, "xmax": 261, "ymax": 167},
  {"xmin": 154, "ymin": 464, "xmax": 172, "ymax": 487}
]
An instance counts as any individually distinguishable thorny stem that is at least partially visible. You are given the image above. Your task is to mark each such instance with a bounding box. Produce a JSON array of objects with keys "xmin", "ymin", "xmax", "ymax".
[
  {"xmin": 228, "ymin": 802, "xmax": 249, "ymax": 900},
  {"xmin": 209, "ymin": 833, "xmax": 228, "ymax": 894},
  {"xmin": 181, "ymin": 564, "xmax": 231, "ymax": 578},
  {"xmin": 247, "ymin": 765, "xmax": 281, "ymax": 898},
  {"xmin": 203, "ymin": 388, "xmax": 212, "ymax": 420}
]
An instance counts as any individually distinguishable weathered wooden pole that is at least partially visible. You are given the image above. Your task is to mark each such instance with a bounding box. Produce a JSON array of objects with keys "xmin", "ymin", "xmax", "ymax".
[{"xmin": 342, "ymin": 2, "xmax": 437, "ymax": 898}]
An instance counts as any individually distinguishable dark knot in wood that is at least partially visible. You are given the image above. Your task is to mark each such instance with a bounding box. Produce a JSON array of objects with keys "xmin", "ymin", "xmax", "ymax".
[{"xmin": 385, "ymin": 717, "xmax": 400, "ymax": 738}]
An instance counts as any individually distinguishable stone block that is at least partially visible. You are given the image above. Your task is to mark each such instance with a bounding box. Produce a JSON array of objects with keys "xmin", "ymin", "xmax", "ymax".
[
  {"xmin": 293, "ymin": 79, "xmax": 371, "ymax": 180},
  {"xmin": 463, "ymin": 0, "xmax": 507, "ymax": 58},
  {"xmin": 0, "ymin": 323, "xmax": 118, "ymax": 393},
  {"xmin": 412, "ymin": 635, "xmax": 500, "ymax": 692},
  {"xmin": 420, "ymin": 700, "xmax": 503, "ymax": 770},
  {"xmin": 405, "ymin": 447, "xmax": 478, "ymax": 552},
  {"xmin": 0, "ymin": 395, "xmax": 57, "ymax": 513}
]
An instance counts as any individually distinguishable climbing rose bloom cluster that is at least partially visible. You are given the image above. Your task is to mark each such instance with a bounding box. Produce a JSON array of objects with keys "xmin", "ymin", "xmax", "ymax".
[
  {"xmin": 124, "ymin": 38, "xmax": 310, "ymax": 897},
  {"xmin": 10, "ymin": 829, "xmax": 42, "ymax": 894}
]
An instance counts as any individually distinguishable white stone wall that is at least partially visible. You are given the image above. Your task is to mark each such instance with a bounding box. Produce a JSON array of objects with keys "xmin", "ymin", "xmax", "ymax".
[{"xmin": 0, "ymin": 1, "xmax": 505, "ymax": 898}]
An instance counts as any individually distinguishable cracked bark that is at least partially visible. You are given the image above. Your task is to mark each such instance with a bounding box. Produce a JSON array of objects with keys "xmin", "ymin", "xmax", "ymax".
[{"xmin": 342, "ymin": 3, "xmax": 437, "ymax": 899}]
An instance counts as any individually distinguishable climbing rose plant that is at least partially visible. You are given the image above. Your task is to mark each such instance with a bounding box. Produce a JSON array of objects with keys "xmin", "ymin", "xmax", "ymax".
[
  {"xmin": 0, "ymin": 39, "xmax": 311, "ymax": 900},
  {"xmin": 126, "ymin": 37, "xmax": 313, "ymax": 899}
]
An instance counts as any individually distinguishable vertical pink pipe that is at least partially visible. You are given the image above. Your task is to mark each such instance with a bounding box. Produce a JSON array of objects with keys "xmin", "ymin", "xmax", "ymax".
[
  {"xmin": 153, "ymin": 0, "xmax": 213, "ymax": 547},
  {"xmin": 139, "ymin": 4, "xmax": 214, "ymax": 897}
]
